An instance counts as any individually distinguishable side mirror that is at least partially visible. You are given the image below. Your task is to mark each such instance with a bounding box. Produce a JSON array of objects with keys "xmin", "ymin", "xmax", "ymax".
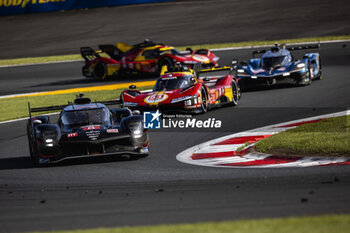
[
  {"xmin": 33, "ymin": 119, "xmax": 42, "ymax": 125},
  {"xmin": 240, "ymin": 61, "xmax": 248, "ymax": 66},
  {"xmin": 186, "ymin": 48, "xmax": 193, "ymax": 54},
  {"xmin": 129, "ymin": 85, "xmax": 136, "ymax": 89},
  {"xmin": 231, "ymin": 59, "xmax": 238, "ymax": 70},
  {"xmin": 132, "ymin": 110, "xmax": 141, "ymax": 115},
  {"xmin": 190, "ymin": 77, "xmax": 196, "ymax": 85}
]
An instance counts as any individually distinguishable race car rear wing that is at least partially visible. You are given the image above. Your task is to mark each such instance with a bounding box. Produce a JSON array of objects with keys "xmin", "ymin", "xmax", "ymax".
[
  {"xmin": 98, "ymin": 44, "xmax": 124, "ymax": 60},
  {"xmin": 200, "ymin": 59, "xmax": 238, "ymax": 74},
  {"xmin": 252, "ymin": 43, "xmax": 320, "ymax": 57},
  {"xmin": 80, "ymin": 47, "xmax": 101, "ymax": 62},
  {"xmin": 287, "ymin": 44, "xmax": 320, "ymax": 51},
  {"xmin": 28, "ymin": 96, "xmax": 121, "ymax": 118}
]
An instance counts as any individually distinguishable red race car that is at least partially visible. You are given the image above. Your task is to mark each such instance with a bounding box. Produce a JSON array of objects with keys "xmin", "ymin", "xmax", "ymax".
[
  {"xmin": 81, "ymin": 40, "xmax": 219, "ymax": 80},
  {"xmin": 120, "ymin": 62, "xmax": 241, "ymax": 114}
]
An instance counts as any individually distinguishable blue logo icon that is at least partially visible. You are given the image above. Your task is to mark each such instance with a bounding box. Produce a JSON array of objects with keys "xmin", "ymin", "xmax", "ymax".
[{"xmin": 143, "ymin": 110, "xmax": 161, "ymax": 129}]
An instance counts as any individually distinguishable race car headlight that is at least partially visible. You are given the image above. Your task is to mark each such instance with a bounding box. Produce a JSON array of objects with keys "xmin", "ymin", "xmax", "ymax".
[
  {"xmin": 43, "ymin": 138, "xmax": 54, "ymax": 147},
  {"xmin": 297, "ymin": 63, "xmax": 305, "ymax": 68},
  {"xmin": 213, "ymin": 56, "xmax": 219, "ymax": 62},
  {"xmin": 45, "ymin": 139, "xmax": 53, "ymax": 143},
  {"xmin": 171, "ymin": 95, "xmax": 192, "ymax": 103},
  {"xmin": 185, "ymin": 95, "xmax": 198, "ymax": 106},
  {"xmin": 237, "ymin": 69, "xmax": 251, "ymax": 77},
  {"xmin": 129, "ymin": 122, "xmax": 143, "ymax": 139},
  {"xmin": 183, "ymin": 61, "xmax": 197, "ymax": 64}
]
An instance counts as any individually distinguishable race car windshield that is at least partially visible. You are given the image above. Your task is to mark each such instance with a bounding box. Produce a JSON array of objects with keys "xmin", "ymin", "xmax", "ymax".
[
  {"xmin": 262, "ymin": 56, "xmax": 286, "ymax": 68},
  {"xmin": 61, "ymin": 108, "xmax": 108, "ymax": 127},
  {"xmin": 154, "ymin": 75, "xmax": 194, "ymax": 91},
  {"xmin": 159, "ymin": 49, "xmax": 182, "ymax": 56}
]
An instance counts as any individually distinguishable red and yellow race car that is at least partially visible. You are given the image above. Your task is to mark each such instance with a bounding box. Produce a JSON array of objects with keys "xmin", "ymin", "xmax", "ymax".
[
  {"xmin": 80, "ymin": 40, "xmax": 219, "ymax": 80},
  {"xmin": 120, "ymin": 62, "xmax": 241, "ymax": 114}
]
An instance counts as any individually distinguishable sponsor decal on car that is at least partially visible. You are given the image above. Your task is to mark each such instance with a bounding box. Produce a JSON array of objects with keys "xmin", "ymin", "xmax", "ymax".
[
  {"xmin": 192, "ymin": 55, "xmax": 210, "ymax": 63},
  {"xmin": 67, "ymin": 132, "xmax": 78, "ymax": 138},
  {"xmin": 85, "ymin": 130, "xmax": 100, "ymax": 140},
  {"xmin": 82, "ymin": 125, "xmax": 101, "ymax": 131},
  {"xmin": 107, "ymin": 129, "xmax": 119, "ymax": 133},
  {"xmin": 144, "ymin": 93, "xmax": 168, "ymax": 104},
  {"xmin": 74, "ymin": 104, "xmax": 99, "ymax": 109}
]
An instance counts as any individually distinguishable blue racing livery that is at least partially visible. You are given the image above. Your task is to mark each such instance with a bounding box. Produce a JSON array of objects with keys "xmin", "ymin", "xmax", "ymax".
[{"xmin": 237, "ymin": 43, "xmax": 322, "ymax": 89}]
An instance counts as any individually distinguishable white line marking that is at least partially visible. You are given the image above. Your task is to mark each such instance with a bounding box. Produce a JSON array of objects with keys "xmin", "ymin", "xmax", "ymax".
[
  {"xmin": 0, "ymin": 112, "xmax": 60, "ymax": 125},
  {"xmin": 0, "ymin": 59, "xmax": 83, "ymax": 69},
  {"xmin": 0, "ymin": 91, "xmax": 54, "ymax": 99}
]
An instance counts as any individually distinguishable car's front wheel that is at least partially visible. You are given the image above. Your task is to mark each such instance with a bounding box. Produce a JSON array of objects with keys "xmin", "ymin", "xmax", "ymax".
[
  {"xmin": 200, "ymin": 86, "xmax": 209, "ymax": 113},
  {"xmin": 231, "ymin": 80, "xmax": 240, "ymax": 106},
  {"xmin": 298, "ymin": 61, "xmax": 312, "ymax": 86}
]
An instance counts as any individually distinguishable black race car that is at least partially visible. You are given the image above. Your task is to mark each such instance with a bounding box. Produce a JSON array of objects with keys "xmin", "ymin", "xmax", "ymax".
[{"xmin": 26, "ymin": 94, "xmax": 149, "ymax": 165}]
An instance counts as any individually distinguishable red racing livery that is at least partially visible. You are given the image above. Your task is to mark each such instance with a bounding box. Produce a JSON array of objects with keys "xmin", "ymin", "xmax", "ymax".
[
  {"xmin": 81, "ymin": 40, "xmax": 219, "ymax": 80},
  {"xmin": 120, "ymin": 63, "xmax": 241, "ymax": 114}
]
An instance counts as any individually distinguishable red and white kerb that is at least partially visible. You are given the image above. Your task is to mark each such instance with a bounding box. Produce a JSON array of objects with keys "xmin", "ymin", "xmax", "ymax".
[{"xmin": 176, "ymin": 111, "xmax": 350, "ymax": 168}]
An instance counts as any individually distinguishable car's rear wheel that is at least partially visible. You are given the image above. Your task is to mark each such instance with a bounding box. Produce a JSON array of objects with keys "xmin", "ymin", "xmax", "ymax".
[
  {"xmin": 200, "ymin": 86, "xmax": 208, "ymax": 113},
  {"xmin": 93, "ymin": 61, "xmax": 107, "ymax": 80}
]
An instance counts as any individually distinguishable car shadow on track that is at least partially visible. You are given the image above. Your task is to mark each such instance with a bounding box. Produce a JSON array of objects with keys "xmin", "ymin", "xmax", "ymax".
[
  {"xmin": 0, "ymin": 155, "xmax": 143, "ymax": 170},
  {"xmin": 241, "ymin": 83, "xmax": 302, "ymax": 92}
]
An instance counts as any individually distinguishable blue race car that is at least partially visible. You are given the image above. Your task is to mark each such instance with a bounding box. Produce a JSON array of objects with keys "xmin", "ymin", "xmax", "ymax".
[{"xmin": 237, "ymin": 43, "xmax": 321, "ymax": 89}]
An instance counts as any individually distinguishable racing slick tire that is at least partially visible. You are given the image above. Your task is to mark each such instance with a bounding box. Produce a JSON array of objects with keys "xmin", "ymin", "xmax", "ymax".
[
  {"xmin": 200, "ymin": 86, "xmax": 209, "ymax": 113},
  {"xmin": 93, "ymin": 61, "xmax": 107, "ymax": 80},
  {"xmin": 231, "ymin": 79, "xmax": 240, "ymax": 106},
  {"xmin": 315, "ymin": 57, "xmax": 322, "ymax": 80},
  {"xmin": 298, "ymin": 60, "xmax": 312, "ymax": 86},
  {"xmin": 29, "ymin": 141, "xmax": 46, "ymax": 167},
  {"xmin": 120, "ymin": 94, "xmax": 125, "ymax": 108}
]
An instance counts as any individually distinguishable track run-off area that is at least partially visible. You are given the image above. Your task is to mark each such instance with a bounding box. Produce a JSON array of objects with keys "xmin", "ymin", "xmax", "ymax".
[{"xmin": 0, "ymin": 41, "xmax": 349, "ymax": 232}]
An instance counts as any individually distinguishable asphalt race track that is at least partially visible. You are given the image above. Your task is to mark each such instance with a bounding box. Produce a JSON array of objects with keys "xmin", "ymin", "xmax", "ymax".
[
  {"xmin": 0, "ymin": 41, "xmax": 350, "ymax": 232},
  {"xmin": 1, "ymin": 0, "xmax": 350, "ymax": 59}
]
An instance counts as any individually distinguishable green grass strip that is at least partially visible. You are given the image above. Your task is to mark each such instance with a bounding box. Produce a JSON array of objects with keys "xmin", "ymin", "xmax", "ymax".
[
  {"xmin": 183, "ymin": 35, "xmax": 350, "ymax": 51},
  {"xmin": 1, "ymin": 35, "xmax": 349, "ymax": 67},
  {"xmin": 255, "ymin": 115, "xmax": 350, "ymax": 156},
  {"xmin": 29, "ymin": 214, "xmax": 350, "ymax": 233},
  {"xmin": 0, "ymin": 86, "xmax": 152, "ymax": 122}
]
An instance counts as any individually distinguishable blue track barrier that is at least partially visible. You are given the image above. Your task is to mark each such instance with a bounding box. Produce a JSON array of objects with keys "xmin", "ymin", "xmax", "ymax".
[{"xmin": 0, "ymin": 0, "xmax": 173, "ymax": 16}]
